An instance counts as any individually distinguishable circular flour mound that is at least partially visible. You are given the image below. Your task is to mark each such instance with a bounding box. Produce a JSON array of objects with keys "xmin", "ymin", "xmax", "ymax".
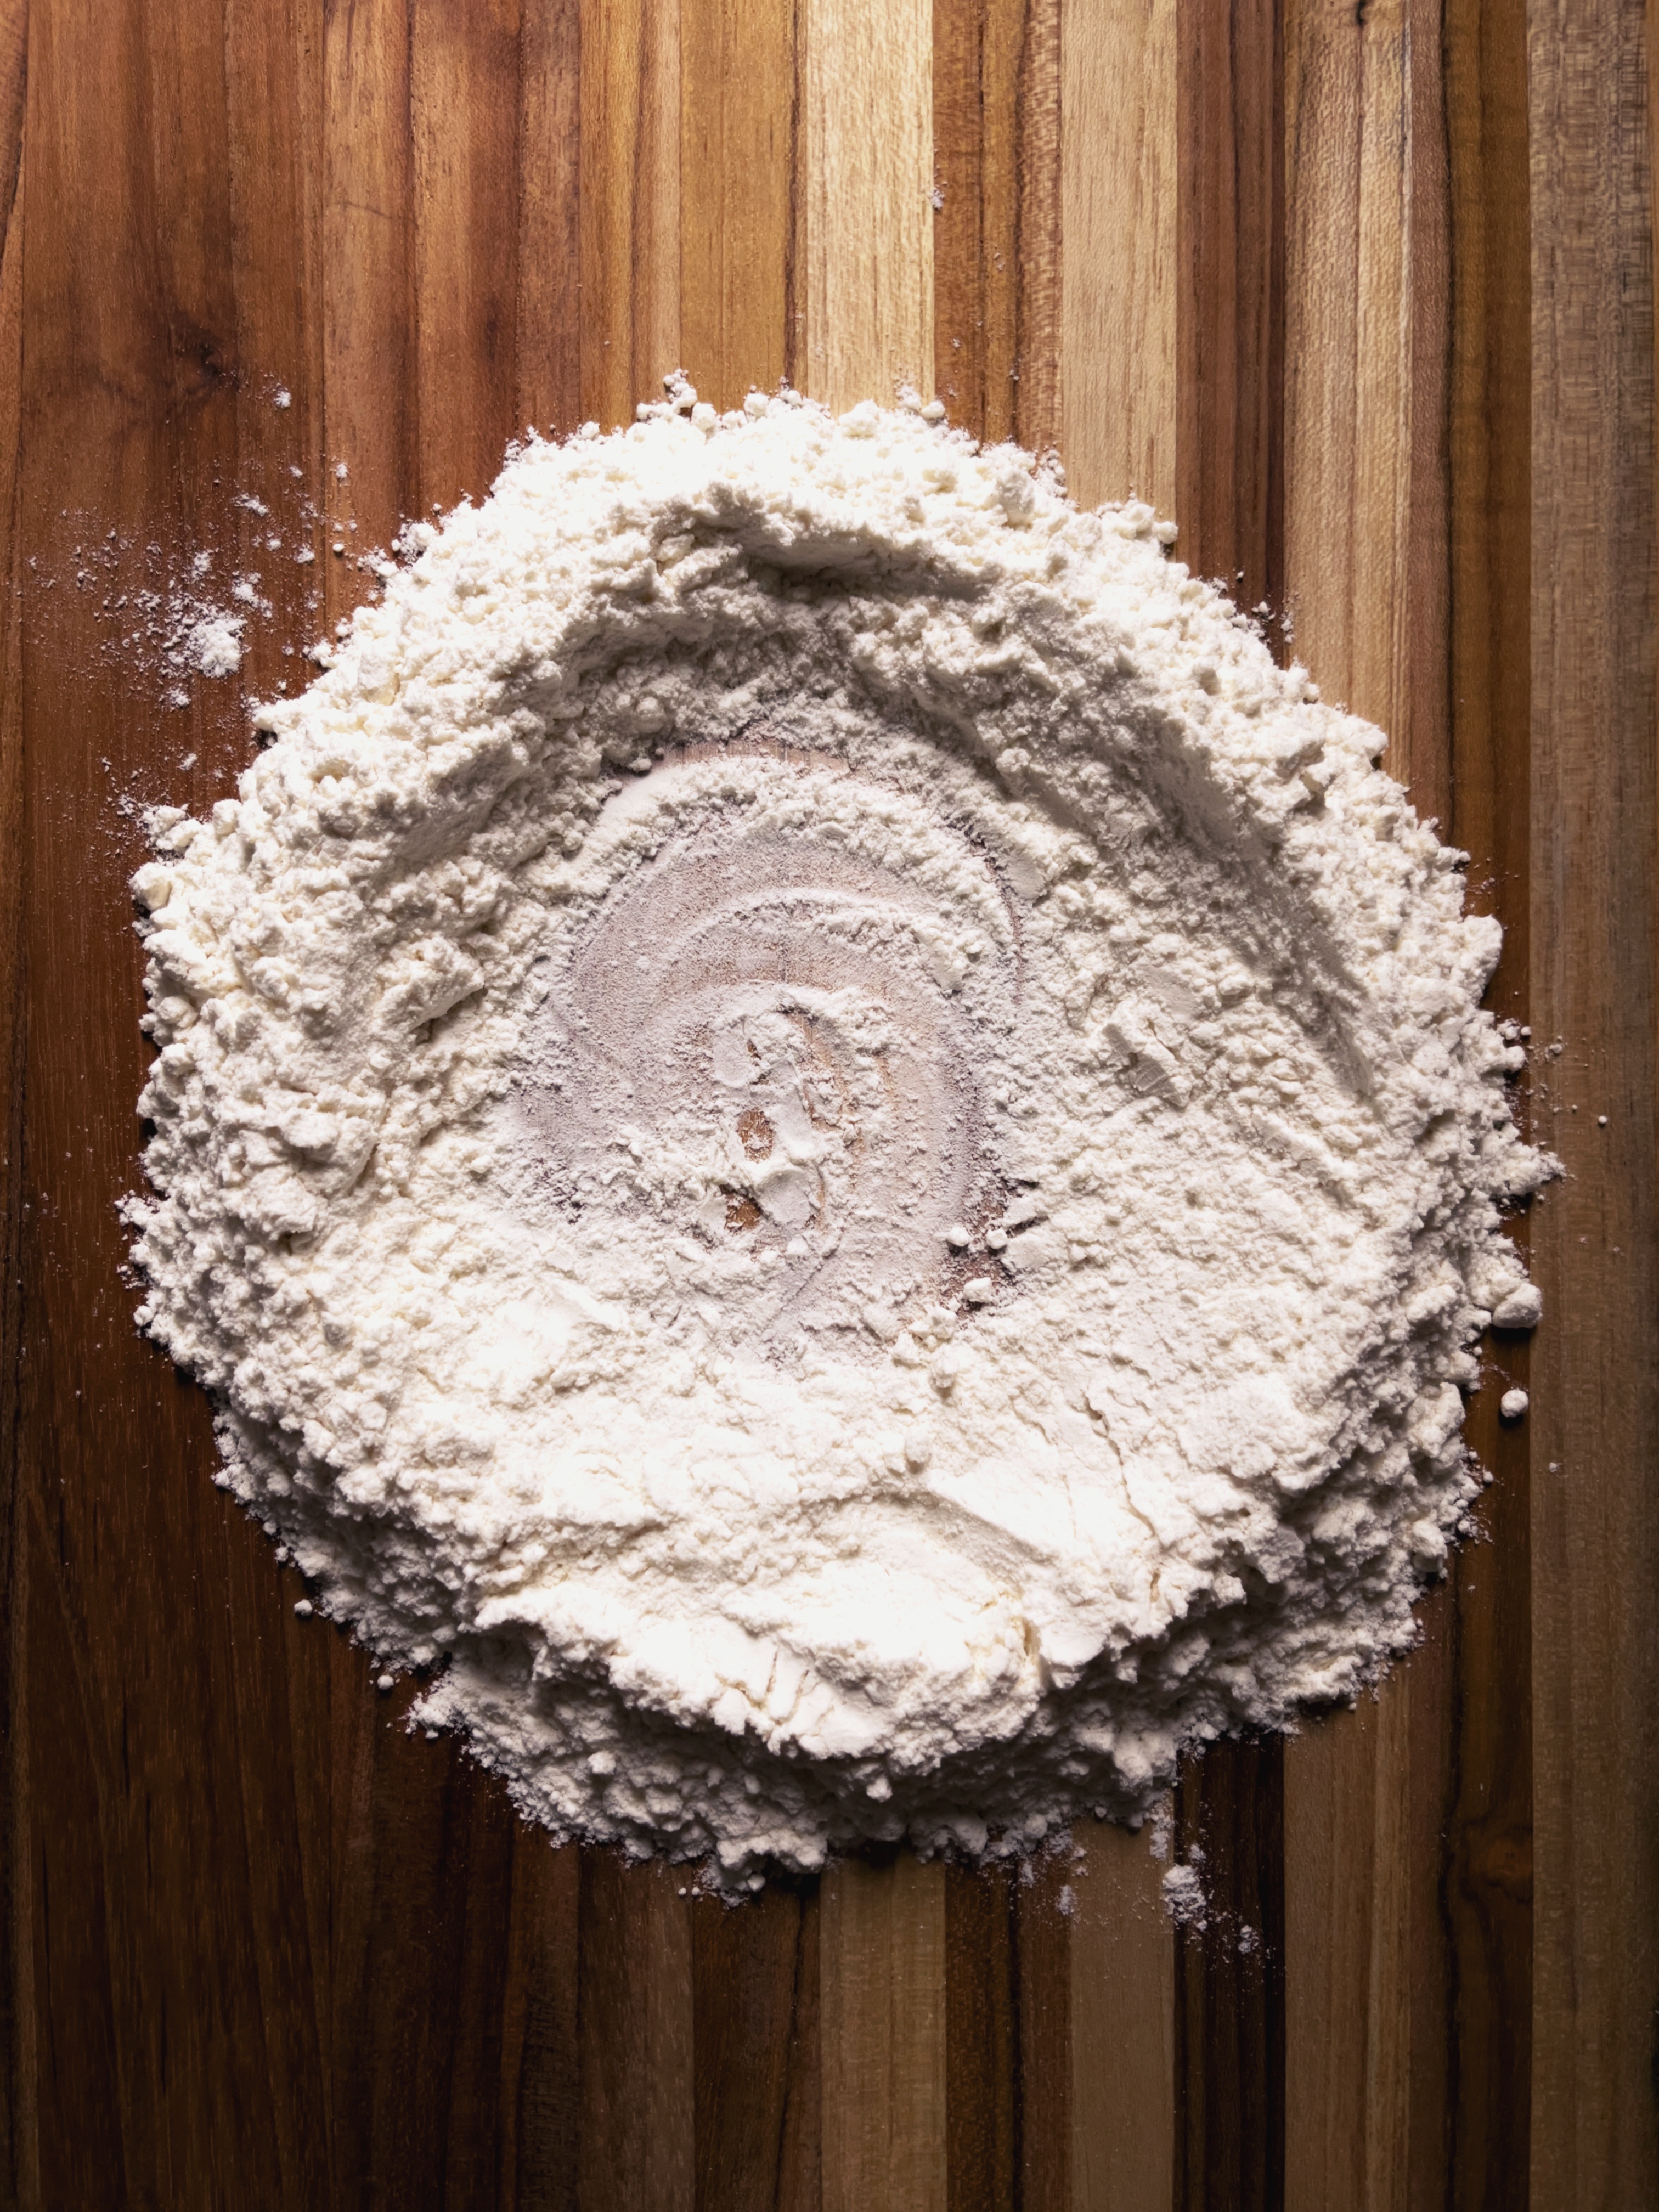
[{"xmin": 131, "ymin": 387, "xmax": 1545, "ymax": 1881}]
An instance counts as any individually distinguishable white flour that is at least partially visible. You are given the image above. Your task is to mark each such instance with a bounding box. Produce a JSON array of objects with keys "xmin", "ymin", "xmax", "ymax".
[{"xmin": 129, "ymin": 387, "xmax": 1544, "ymax": 1880}]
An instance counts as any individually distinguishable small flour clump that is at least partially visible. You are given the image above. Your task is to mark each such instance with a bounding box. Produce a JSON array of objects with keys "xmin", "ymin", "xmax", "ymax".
[{"xmin": 129, "ymin": 386, "xmax": 1545, "ymax": 1881}]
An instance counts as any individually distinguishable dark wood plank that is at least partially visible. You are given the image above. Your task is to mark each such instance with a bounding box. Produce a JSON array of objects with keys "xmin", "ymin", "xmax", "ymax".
[
  {"xmin": 411, "ymin": 0, "xmax": 526, "ymax": 510},
  {"xmin": 1014, "ymin": 1852, "xmax": 1071, "ymax": 2212},
  {"xmin": 693, "ymin": 1881, "xmax": 820, "ymax": 2212},
  {"xmin": 931, "ymin": 0, "xmax": 1059, "ymax": 454},
  {"xmin": 499, "ymin": 1837, "xmax": 582, "ymax": 2212},
  {"xmin": 944, "ymin": 1863, "xmax": 1018, "ymax": 2211},
  {"xmin": 1527, "ymin": 0, "xmax": 1659, "ymax": 2200},
  {"xmin": 1442, "ymin": 0, "xmax": 1535, "ymax": 2200},
  {"xmin": 577, "ymin": 1852, "xmax": 694, "ymax": 2211},
  {"xmin": 1175, "ymin": 0, "xmax": 1284, "ymax": 624},
  {"xmin": 13, "ymin": 0, "xmax": 297, "ymax": 2196},
  {"xmin": 1173, "ymin": 1739, "xmax": 1285, "ymax": 2212},
  {"xmin": 0, "ymin": 0, "xmax": 33, "ymax": 2183},
  {"xmin": 1172, "ymin": 9, "xmax": 1289, "ymax": 2202}
]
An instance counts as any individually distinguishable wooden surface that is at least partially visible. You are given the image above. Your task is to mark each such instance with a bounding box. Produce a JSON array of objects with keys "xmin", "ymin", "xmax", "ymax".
[{"xmin": 2, "ymin": 0, "xmax": 1655, "ymax": 2204}]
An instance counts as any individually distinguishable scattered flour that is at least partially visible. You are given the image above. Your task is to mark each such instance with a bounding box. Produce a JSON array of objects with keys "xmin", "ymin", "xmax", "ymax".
[{"xmin": 128, "ymin": 386, "xmax": 1546, "ymax": 1882}]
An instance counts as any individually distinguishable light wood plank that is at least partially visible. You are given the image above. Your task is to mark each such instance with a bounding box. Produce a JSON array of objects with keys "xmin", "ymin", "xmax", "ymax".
[
  {"xmin": 1527, "ymin": 0, "xmax": 1659, "ymax": 2200},
  {"xmin": 1280, "ymin": 8, "xmax": 1460, "ymax": 2204},
  {"xmin": 580, "ymin": 0, "xmax": 681, "ymax": 429},
  {"xmin": 799, "ymin": 0, "xmax": 935, "ymax": 408},
  {"xmin": 1280, "ymin": 0, "xmax": 1449, "ymax": 809},
  {"xmin": 805, "ymin": 12, "xmax": 946, "ymax": 2196},
  {"xmin": 1059, "ymin": 0, "xmax": 1177, "ymax": 514},
  {"xmin": 1056, "ymin": 10, "xmax": 1181, "ymax": 2199},
  {"xmin": 1069, "ymin": 1816, "xmax": 1175, "ymax": 2212},
  {"xmin": 821, "ymin": 1854, "xmax": 947, "ymax": 2212},
  {"xmin": 680, "ymin": 0, "xmax": 795, "ymax": 409}
]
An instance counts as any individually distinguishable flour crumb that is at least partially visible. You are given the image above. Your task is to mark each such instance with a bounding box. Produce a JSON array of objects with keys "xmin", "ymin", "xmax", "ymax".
[{"xmin": 1161, "ymin": 1861, "xmax": 1208, "ymax": 1931}]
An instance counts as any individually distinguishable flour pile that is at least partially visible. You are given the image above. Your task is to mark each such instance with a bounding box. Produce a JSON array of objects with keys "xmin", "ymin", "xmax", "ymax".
[{"xmin": 130, "ymin": 387, "xmax": 1544, "ymax": 1879}]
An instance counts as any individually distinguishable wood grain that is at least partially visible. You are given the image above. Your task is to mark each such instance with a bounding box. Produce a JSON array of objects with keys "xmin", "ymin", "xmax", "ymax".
[
  {"xmin": 1277, "ymin": 2, "xmax": 1554, "ymax": 2202},
  {"xmin": 931, "ymin": 0, "xmax": 1060, "ymax": 450},
  {"xmin": 680, "ymin": 0, "xmax": 796, "ymax": 409},
  {"xmin": 1068, "ymin": 1819, "xmax": 1175, "ymax": 2212},
  {"xmin": 515, "ymin": 0, "xmax": 583, "ymax": 435},
  {"xmin": 3, "ymin": 0, "xmax": 1655, "ymax": 2203},
  {"xmin": 1279, "ymin": 5, "xmax": 1458, "ymax": 2202},
  {"xmin": 580, "ymin": 0, "xmax": 681, "ymax": 430},
  {"xmin": 1175, "ymin": 0, "xmax": 1283, "ymax": 613},
  {"xmin": 1527, "ymin": 0, "xmax": 1659, "ymax": 2200},
  {"xmin": 1060, "ymin": 0, "xmax": 1177, "ymax": 513},
  {"xmin": 0, "ymin": 0, "xmax": 29, "ymax": 2194},
  {"xmin": 693, "ymin": 1882, "xmax": 820, "ymax": 2212},
  {"xmin": 1440, "ymin": 1, "xmax": 1536, "ymax": 2200},
  {"xmin": 821, "ymin": 1854, "xmax": 946, "ymax": 2212},
  {"xmin": 799, "ymin": 0, "xmax": 934, "ymax": 407}
]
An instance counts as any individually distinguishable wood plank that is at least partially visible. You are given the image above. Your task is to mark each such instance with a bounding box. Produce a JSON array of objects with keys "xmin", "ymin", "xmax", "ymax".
[
  {"xmin": 1068, "ymin": 1819, "xmax": 1174, "ymax": 2212},
  {"xmin": 1176, "ymin": 0, "xmax": 1283, "ymax": 613},
  {"xmin": 944, "ymin": 1862, "xmax": 1020, "ymax": 2210},
  {"xmin": 799, "ymin": 0, "xmax": 935, "ymax": 408},
  {"xmin": 1280, "ymin": 0, "xmax": 1450, "ymax": 811},
  {"xmin": 13, "ymin": 0, "xmax": 289, "ymax": 2196},
  {"xmin": 1056, "ymin": 9, "xmax": 1185, "ymax": 2204},
  {"xmin": 821, "ymin": 1853, "xmax": 947, "ymax": 2212},
  {"xmin": 1441, "ymin": 0, "xmax": 1535, "ymax": 2198},
  {"xmin": 219, "ymin": 10, "xmax": 340, "ymax": 2202},
  {"xmin": 579, "ymin": 1854, "xmax": 696, "ymax": 2212},
  {"xmin": 932, "ymin": 0, "xmax": 1061, "ymax": 450},
  {"xmin": 693, "ymin": 1881, "xmax": 822, "ymax": 2212},
  {"xmin": 579, "ymin": 0, "xmax": 681, "ymax": 429},
  {"xmin": 1527, "ymin": 0, "xmax": 1659, "ymax": 2200},
  {"xmin": 1174, "ymin": 1739, "xmax": 1285, "ymax": 2210},
  {"xmin": 799, "ymin": 12, "xmax": 950, "ymax": 2196},
  {"xmin": 1168, "ymin": 10, "xmax": 1291, "ymax": 2202},
  {"xmin": 1060, "ymin": 0, "xmax": 1177, "ymax": 514},
  {"xmin": 680, "ymin": 0, "xmax": 795, "ymax": 409},
  {"xmin": 932, "ymin": 0, "xmax": 1020, "ymax": 442},
  {"xmin": 1015, "ymin": 1849, "xmax": 1073, "ymax": 2212},
  {"xmin": 323, "ymin": 0, "xmax": 415, "ymax": 550},
  {"xmin": 498, "ymin": 1836, "xmax": 582, "ymax": 2212},
  {"xmin": 410, "ymin": 0, "xmax": 526, "ymax": 510},
  {"xmin": 0, "ymin": 7, "xmax": 29, "ymax": 2193},
  {"xmin": 1280, "ymin": 5, "xmax": 1465, "ymax": 2202},
  {"xmin": 515, "ymin": 0, "xmax": 583, "ymax": 435}
]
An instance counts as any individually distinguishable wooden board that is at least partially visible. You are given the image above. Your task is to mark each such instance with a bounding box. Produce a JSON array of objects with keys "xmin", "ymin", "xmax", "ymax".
[{"xmin": 2, "ymin": 0, "xmax": 1655, "ymax": 2203}]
